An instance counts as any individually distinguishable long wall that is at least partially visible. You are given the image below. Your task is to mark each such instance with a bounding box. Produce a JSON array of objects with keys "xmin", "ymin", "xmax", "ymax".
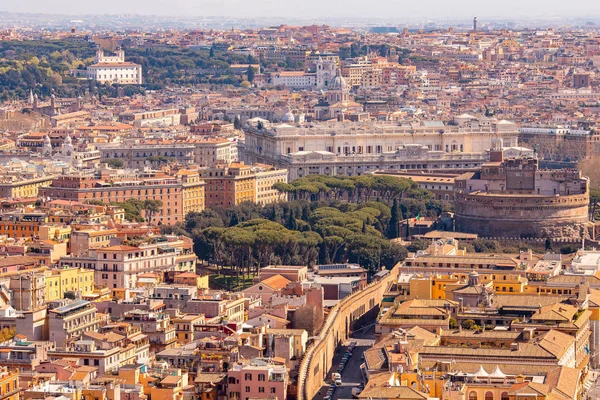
[{"xmin": 297, "ymin": 264, "xmax": 399, "ymax": 400}]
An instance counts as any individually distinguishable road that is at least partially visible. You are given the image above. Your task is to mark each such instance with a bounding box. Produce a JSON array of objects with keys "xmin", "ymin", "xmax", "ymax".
[
  {"xmin": 584, "ymin": 369, "xmax": 600, "ymax": 400},
  {"xmin": 312, "ymin": 323, "xmax": 376, "ymax": 400}
]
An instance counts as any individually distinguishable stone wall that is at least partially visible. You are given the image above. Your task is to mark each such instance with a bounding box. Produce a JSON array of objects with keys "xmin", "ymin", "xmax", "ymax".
[
  {"xmin": 455, "ymin": 192, "xmax": 590, "ymax": 239},
  {"xmin": 297, "ymin": 264, "xmax": 399, "ymax": 400}
]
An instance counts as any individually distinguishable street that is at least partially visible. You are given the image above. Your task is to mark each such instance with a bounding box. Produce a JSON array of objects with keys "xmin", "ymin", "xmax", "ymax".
[
  {"xmin": 585, "ymin": 369, "xmax": 600, "ymax": 400},
  {"xmin": 312, "ymin": 323, "xmax": 376, "ymax": 400}
]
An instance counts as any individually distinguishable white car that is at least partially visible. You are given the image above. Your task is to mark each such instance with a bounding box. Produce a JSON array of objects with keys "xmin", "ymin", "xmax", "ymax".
[{"xmin": 332, "ymin": 372, "xmax": 342, "ymax": 386}]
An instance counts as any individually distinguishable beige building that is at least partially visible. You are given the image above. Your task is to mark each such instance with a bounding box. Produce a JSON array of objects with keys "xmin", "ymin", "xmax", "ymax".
[
  {"xmin": 254, "ymin": 165, "xmax": 288, "ymax": 205},
  {"xmin": 48, "ymin": 300, "xmax": 100, "ymax": 347}
]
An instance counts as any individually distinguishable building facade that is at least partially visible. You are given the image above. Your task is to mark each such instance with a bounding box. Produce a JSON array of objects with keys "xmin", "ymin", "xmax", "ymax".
[{"xmin": 85, "ymin": 49, "xmax": 142, "ymax": 85}]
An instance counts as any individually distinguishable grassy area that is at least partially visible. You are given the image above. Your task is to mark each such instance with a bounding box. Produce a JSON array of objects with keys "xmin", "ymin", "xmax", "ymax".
[{"xmin": 209, "ymin": 273, "xmax": 257, "ymax": 291}]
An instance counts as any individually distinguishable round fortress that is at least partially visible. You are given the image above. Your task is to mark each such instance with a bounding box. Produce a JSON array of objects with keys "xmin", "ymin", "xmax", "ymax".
[{"xmin": 454, "ymin": 141, "xmax": 590, "ymax": 239}]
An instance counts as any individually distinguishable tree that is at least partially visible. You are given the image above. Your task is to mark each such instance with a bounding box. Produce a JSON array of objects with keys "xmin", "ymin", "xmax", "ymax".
[
  {"xmin": 209, "ymin": 47, "xmax": 215, "ymax": 58},
  {"xmin": 223, "ymin": 228, "xmax": 256, "ymax": 285},
  {"xmin": 247, "ymin": 66, "xmax": 256, "ymax": 83},
  {"xmin": 449, "ymin": 317, "xmax": 458, "ymax": 329},
  {"xmin": 387, "ymin": 199, "xmax": 402, "ymax": 239},
  {"xmin": 229, "ymin": 212, "xmax": 239, "ymax": 227},
  {"xmin": 462, "ymin": 319, "xmax": 476, "ymax": 330},
  {"xmin": 560, "ymin": 245, "xmax": 579, "ymax": 254},
  {"xmin": 106, "ymin": 158, "xmax": 124, "ymax": 169},
  {"xmin": 142, "ymin": 200, "xmax": 163, "ymax": 224}
]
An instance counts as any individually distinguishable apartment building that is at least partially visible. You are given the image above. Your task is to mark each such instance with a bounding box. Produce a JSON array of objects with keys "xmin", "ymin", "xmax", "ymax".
[
  {"xmin": 0, "ymin": 175, "xmax": 54, "ymax": 199},
  {"xmin": 45, "ymin": 267, "xmax": 95, "ymax": 302},
  {"xmin": 39, "ymin": 170, "xmax": 205, "ymax": 224},
  {"xmin": 119, "ymin": 108, "xmax": 180, "ymax": 128},
  {"xmin": 69, "ymin": 228, "xmax": 118, "ymax": 257},
  {"xmin": 123, "ymin": 309, "xmax": 177, "ymax": 353},
  {"xmin": 60, "ymin": 242, "xmax": 179, "ymax": 290},
  {"xmin": 200, "ymin": 163, "xmax": 255, "ymax": 208},
  {"xmin": 48, "ymin": 300, "xmax": 100, "ymax": 347},
  {"xmin": 9, "ymin": 273, "xmax": 46, "ymax": 311},
  {"xmin": 0, "ymin": 337, "xmax": 55, "ymax": 372},
  {"xmin": 0, "ymin": 368, "xmax": 20, "ymax": 400},
  {"xmin": 200, "ymin": 162, "xmax": 287, "ymax": 208},
  {"xmin": 48, "ymin": 340, "xmax": 121, "ymax": 375},
  {"xmin": 226, "ymin": 359, "xmax": 288, "ymax": 400},
  {"xmin": 0, "ymin": 213, "xmax": 48, "ymax": 239}
]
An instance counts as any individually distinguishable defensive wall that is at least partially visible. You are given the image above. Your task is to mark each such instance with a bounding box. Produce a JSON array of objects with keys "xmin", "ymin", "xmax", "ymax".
[
  {"xmin": 455, "ymin": 191, "xmax": 589, "ymax": 239},
  {"xmin": 297, "ymin": 263, "xmax": 399, "ymax": 400}
]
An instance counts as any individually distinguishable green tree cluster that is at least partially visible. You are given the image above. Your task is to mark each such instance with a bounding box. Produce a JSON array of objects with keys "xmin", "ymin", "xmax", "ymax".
[
  {"xmin": 111, "ymin": 199, "xmax": 164, "ymax": 223},
  {"xmin": 162, "ymin": 196, "xmax": 448, "ymax": 287}
]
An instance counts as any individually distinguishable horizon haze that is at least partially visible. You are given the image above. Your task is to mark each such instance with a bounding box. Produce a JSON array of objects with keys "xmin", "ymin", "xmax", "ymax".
[{"xmin": 4, "ymin": 0, "xmax": 600, "ymax": 20}]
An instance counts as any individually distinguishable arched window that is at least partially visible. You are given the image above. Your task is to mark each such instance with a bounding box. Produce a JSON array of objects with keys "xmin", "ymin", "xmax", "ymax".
[
  {"xmin": 469, "ymin": 392, "xmax": 478, "ymax": 400},
  {"xmin": 501, "ymin": 392, "xmax": 509, "ymax": 400},
  {"xmin": 485, "ymin": 392, "xmax": 494, "ymax": 400}
]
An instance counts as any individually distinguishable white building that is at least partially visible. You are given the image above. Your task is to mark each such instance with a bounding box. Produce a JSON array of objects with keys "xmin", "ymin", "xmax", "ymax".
[
  {"xmin": 241, "ymin": 115, "xmax": 519, "ymax": 180},
  {"xmin": 85, "ymin": 49, "xmax": 142, "ymax": 85},
  {"xmin": 265, "ymin": 58, "xmax": 337, "ymax": 89}
]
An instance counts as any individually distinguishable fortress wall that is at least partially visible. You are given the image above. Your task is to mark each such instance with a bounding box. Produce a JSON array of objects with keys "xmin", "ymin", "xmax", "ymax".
[
  {"xmin": 455, "ymin": 192, "xmax": 590, "ymax": 238},
  {"xmin": 297, "ymin": 264, "xmax": 399, "ymax": 400}
]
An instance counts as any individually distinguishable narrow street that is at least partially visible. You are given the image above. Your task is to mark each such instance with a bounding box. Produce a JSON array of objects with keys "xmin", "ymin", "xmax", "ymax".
[{"xmin": 313, "ymin": 323, "xmax": 376, "ymax": 400}]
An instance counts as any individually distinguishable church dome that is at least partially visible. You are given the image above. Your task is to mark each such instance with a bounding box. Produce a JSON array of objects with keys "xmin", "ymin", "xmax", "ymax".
[
  {"xmin": 282, "ymin": 110, "xmax": 295, "ymax": 123},
  {"xmin": 64, "ymin": 134, "xmax": 72, "ymax": 145},
  {"xmin": 330, "ymin": 69, "xmax": 348, "ymax": 90}
]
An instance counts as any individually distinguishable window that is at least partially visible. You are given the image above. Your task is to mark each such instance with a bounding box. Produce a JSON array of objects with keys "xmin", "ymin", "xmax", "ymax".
[
  {"xmin": 245, "ymin": 386, "xmax": 250, "ymax": 393},
  {"xmin": 501, "ymin": 393, "xmax": 509, "ymax": 400},
  {"xmin": 258, "ymin": 374, "xmax": 265, "ymax": 381},
  {"xmin": 259, "ymin": 387, "xmax": 265, "ymax": 393},
  {"xmin": 245, "ymin": 373, "xmax": 252, "ymax": 381},
  {"xmin": 270, "ymin": 388, "xmax": 276, "ymax": 394},
  {"xmin": 485, "ymin": 392, "xmax": 493, "ymax": 400}
]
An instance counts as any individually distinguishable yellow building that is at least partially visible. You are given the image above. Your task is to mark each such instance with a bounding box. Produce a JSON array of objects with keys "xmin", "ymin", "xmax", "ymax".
[
  {"xmin": 173, "ymin": 314, "xmax": 205, "ymax": 343},
  {"xmin": 45, "ymin": 267, "xmax": 95, "ymax": 301},
  {"xmin": 39, "ymin": 225, "xmax": 72, "ymax": 242},
  {"xmin": 0, "ymin": 176, "xmax": 54, "ymax": 199},
  {"xmin": 390, "ymin": 272, "xmax": 529, "ymax": 303},
  {"xmin": 177, "ymin": 170, "xmax": 206, "ymax": 217},
  {"xmin": 173, "ymin": 272, "xmax": 209, "ymax": 290},
  {"xmin": 254, "ymin": 166, "xmax": 288, "ymax": 205},
  {"xmin": 0, "ymin": 367, "xmax": 19, "ymax": 400},
  {"xmin": 201, "ymin": 163, "xmax": 287, "ymax": 208}
]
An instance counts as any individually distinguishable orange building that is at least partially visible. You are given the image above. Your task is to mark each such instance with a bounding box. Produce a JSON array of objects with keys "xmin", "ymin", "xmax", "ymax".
[
  {"xmin": 201, "ymin": 163, "xmax": 256, "ymax": 208},
  {"xmin": 39, "ymin": 170, "xmax": 205, "ymax": 225}
]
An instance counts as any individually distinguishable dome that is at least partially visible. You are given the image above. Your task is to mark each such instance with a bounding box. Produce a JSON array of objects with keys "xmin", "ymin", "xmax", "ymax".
[
  {"xmin": 330, "ymin": 69, "xmax": 348, "ymax": 90},
  {"xmin": 64, "ymin": 134, "xmax": 72, "ymax": 145},
  {"xmin": 468, "ymin": 270, "xmax": 479, "ymax": 277},
  {"xmin": 282, "ymin": 110, "xmax": 295, "ymax": 123},
  {"xmin": 43, "ymin": 135, "xmax": 51, "ymax": 145}
]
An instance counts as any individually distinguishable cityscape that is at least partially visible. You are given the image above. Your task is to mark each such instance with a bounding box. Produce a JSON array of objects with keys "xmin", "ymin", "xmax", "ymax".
[{"xmin": 3, "ymin": 4, "xmax": 600, "ymax": 400}]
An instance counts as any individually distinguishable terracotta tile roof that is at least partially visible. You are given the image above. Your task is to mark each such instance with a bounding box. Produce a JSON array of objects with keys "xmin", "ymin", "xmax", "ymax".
[
  {"xmin": 260, "ymin": 274, "xmax": 291, "ymax": 290},
  {"xmin": 101, "ymin": 245, "xmax": 139, "ymax": 251}
]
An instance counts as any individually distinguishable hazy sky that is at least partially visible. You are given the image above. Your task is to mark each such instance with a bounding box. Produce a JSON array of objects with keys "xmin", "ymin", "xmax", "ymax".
[{"xmin": 4, "ymin": 0, "xmax": 600, "ymax": 19}]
